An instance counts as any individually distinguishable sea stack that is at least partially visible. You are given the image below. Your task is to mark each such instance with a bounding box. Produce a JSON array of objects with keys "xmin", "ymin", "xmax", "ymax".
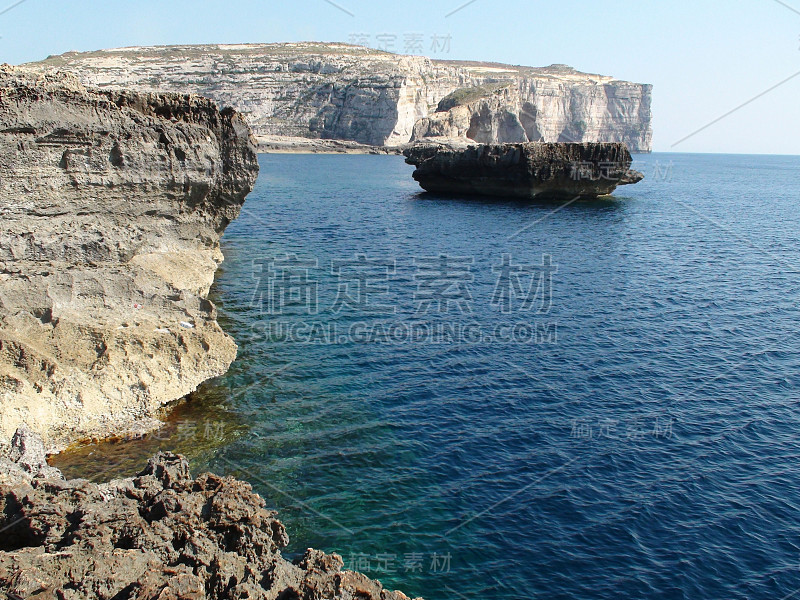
[{"xmin": 403, "ymin": 142, "xmax": 644, "ymax": 200}]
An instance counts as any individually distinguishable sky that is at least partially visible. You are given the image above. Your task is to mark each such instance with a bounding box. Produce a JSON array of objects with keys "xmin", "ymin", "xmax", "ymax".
[{"xmin": 2, "ymin": 0, "xmax": 799, "ymax": 154}]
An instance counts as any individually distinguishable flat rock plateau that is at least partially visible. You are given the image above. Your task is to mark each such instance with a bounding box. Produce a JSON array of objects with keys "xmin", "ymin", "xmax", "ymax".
[
  {"xmin": 25, "ymin": 43, "xmax": 653, "ymax": 152},
  {"xmin": 0, "ymin": 65, "xmax": 258, "ymax": 452},
  {"xmin": 0, "ymin": 427, "xmax": 418, "ymax": 600},
  {"xmin": 404, "ymin": 142, "xmax": 644, "ymax": 199}
]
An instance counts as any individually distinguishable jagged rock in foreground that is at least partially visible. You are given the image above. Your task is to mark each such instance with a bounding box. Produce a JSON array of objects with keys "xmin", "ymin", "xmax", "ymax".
[
  {"xmin": 404, "ymin": 142, "xmax": 644, "ymax": 200},
  {"xmin": 26, "ymin": 43, "xmax": 653, "ymax": 151},
  {"xmin": 0, "ymin": 65, "xmax": 259, "ymax": 451},
  {"xmin": 0, "ymin": 425, "xmax": 62, "ymax": 486},
  {"xmin": 0, "ymin": 433, "xmax": 418, "ymax": 600}
]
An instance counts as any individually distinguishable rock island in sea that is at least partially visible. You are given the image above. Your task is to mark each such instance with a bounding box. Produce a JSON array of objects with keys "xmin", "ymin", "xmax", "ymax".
[
  {"xmin": 0, "ymin": 45, "xmax": 650, "ymax": 599},
  {"xmin": 404, "ymin": 142, "xmax": 644, "ymax": 200}
]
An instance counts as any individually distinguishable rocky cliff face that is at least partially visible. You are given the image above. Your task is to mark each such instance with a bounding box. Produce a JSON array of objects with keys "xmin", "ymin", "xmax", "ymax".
[
  {"xmin": 412, "ymin": 66, "xmax": 652, "ymax": 150},
  {"xmin": 0, "ymin": 430, "xmax": 418, "ymax": 600},
  {"xmin": 26, "ymin": 43, "xmax": 653, "ymax": 152},
  {"xmin": 0, "ymin": 66, "xmax": 259, "ymax": 451}
]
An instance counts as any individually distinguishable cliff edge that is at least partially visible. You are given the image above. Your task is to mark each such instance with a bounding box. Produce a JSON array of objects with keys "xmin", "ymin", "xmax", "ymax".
[{"xmin": 0, "ymin": 65, "xmax": 259, "ymax": 452}]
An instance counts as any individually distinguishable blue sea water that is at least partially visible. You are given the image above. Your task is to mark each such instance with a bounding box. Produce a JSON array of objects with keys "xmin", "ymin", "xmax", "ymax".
[{"xmin": 56, "ymin": 152, "xmax": 800, "ymax": 599}]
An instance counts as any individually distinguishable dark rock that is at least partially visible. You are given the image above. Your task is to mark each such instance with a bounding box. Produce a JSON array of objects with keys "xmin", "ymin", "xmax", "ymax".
[
  {"xmin": 404, "ymin": 142, "xmax": 644, "ymax": 200},
  {"xmin": 0, "ymin": 444, "xmax": 419, "ymax": 600}
]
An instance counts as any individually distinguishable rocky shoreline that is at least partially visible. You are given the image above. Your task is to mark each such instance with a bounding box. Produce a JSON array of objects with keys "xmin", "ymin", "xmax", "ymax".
[
  {"xmin": 0, "ymin": 428, "xmax": 419, "ymax": 600},
  {"xmin": 0, "ymin": 60, "xmax": 642, "ymax": 600},
  {"xmin": 0, "ymin": 65, "xmax": 423, "ymax": 600},
  {"xmin": 0, "ymin": 66, "xmax": 258, "ymax": 452},
  {"xmin": 256, "ymin": 135, "xmax": 402, "ymax": 155}
]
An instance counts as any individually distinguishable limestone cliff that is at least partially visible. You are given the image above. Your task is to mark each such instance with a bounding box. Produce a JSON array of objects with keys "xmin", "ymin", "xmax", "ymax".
[
  {"xmin": 0, "ymin": 66, "xmax": 259, "ymax": 451},
  {"xmin": 412, "ymin": 66, "xmax": 652, "ymax": 150},
  {"xmin": 26, "ymin": 43, "xmax": 653, "ymax": 152}
]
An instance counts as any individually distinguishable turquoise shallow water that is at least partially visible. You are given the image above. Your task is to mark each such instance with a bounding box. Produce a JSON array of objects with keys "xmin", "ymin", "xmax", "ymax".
[{"xmin": 56, "ymin": 152, "xmax": 800, "ymax": 599}]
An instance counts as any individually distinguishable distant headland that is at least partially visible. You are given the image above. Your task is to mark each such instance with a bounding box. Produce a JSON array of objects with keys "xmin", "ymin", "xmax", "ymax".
[{"xmin": 25, "ymin": 42, "xmax": 653, "ymax": 153}]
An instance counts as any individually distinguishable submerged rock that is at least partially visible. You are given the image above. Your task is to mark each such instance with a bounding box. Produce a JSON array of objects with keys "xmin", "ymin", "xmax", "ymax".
[
  {"xmin": 403, "ymin": 142, "xmax": 644, "ymax": 200},
  {"xmin": 0, "ymin": 433, "xmax": 419, "ymax": 600},
  {"xmin": 0, "ymin": 66, "xmax": 259, "ymax": 451}
]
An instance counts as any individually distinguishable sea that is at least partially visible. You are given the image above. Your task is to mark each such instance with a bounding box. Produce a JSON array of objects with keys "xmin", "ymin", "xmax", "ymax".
[{"xmin": 54, "ymin": 152, "xmax": 800, "ymax": 600}]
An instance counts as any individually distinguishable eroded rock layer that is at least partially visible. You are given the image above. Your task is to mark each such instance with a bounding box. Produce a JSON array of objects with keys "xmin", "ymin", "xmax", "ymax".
[
  {"xmin": 0, "ymin": 430, "xmax": 418, "ymax": 600},
  {"xmin": 0, "ymin": 65, "xmax": 259, "ymax": 451},
  {"xmin": 404, "ymin": 142, "xmax": 644, "ymax": 199},
  {"xmin": 26, "ymin": 43, "xmax": 653, "ymax": 151}
]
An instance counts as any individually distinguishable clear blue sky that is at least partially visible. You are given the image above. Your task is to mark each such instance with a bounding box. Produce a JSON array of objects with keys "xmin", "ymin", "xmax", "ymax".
[{"xmin": 3, "ymin": 0, "xmax": 799, "ymax": 154}]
